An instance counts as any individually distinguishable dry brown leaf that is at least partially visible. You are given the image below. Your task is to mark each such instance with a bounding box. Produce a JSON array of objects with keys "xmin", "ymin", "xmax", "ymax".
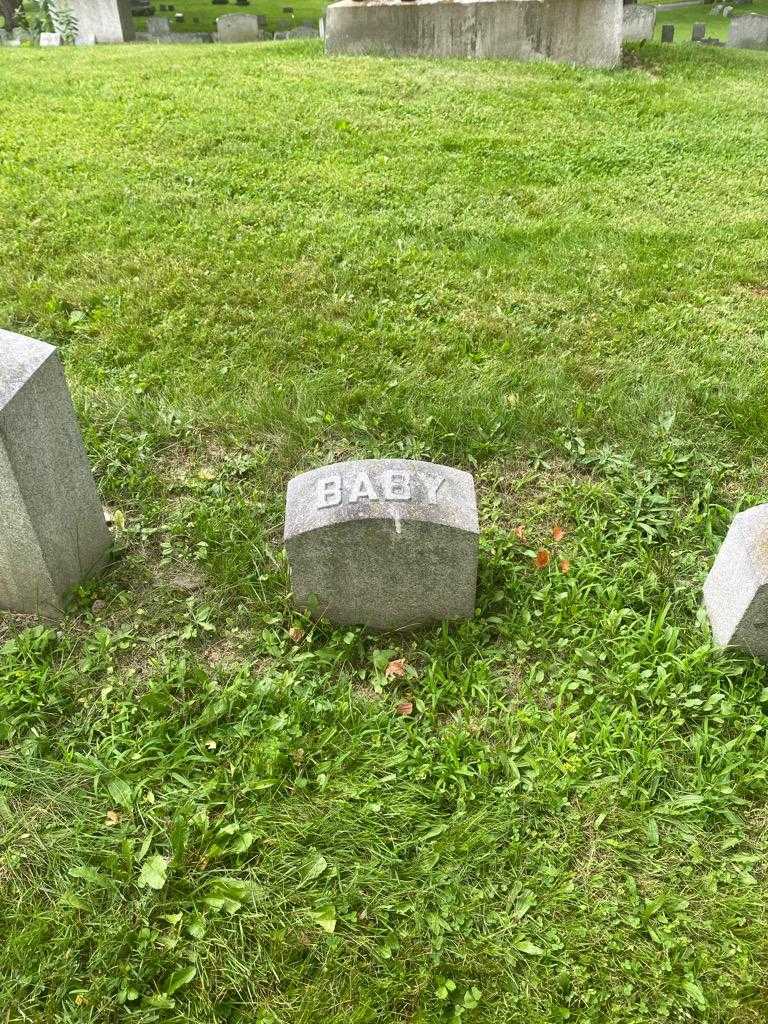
[
  {"xmin": 396, "ymin": 700, "xmax": 414, "ymax": 716},
  {"xmin": 534, "ymin": 549, "xmax": 551, "ymax": 569},
  {"xmin": 105, "ymin": 810, "xmax": 121, "ymax": 826},
  {"xmin": 205, "ymin": 739, "xmax": 217, "ymax": 750},
  {"xmin": 514, "ymin": 525, "xmax": 526, "ymax": 541},
  {"xmin": 559, "ymin": 559, "xmax": 571, "ymax": 574},
  {"xmin": 288, "ymin": 626, "xmax": 305, "ymax": 643},
  {"xmin": 385, "ymin": 658, "xmax": 407, "ymax": 679},
  {"xmin": 552, "ymin": 525, "xmax": 566, "ymax": 543}
]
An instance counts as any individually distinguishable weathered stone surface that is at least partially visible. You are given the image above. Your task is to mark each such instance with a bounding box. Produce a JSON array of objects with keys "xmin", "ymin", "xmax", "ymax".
[
  {"xmin": 217, "ymin": 12, "xmax": 266, "ymax": 40},
  {"xmin": 691, "ymin": 19, "xmax": 706, "ymax": 37},
  {"xmin": 704, "ymin": 505, "xmax": 768, "ymax": 660},
  {"xmin": 728, "ymin": 8, "xmax": 768, "ymax": 41},
  {"xmin": 39, "ymin": 31, "xmax": 63, "ymax": 45},
  {"xmin": 325, "ymin": 0, "xmax": 623, "ymax": 67},
  {"xmin": 67, "ymin": 0, "xmax": 135, "ymax": 42},
  {"xmin": 622, "ymin": 2, "xmax": 656, "ymax": 41},
  {"xmin": 0, "ymin": 330, "xmax": 111, "ymax": 619},
  {"xmin": 284, "ymin": 459, "xmax": 479, "ymax": 630},
  {"xmin": 287, "ymin": 22, "xmax": 319, "ymax": 35},
  {"xmin": 147, "ymin": 15, "xmax": 171, "ymax": 33},
  {"xmin": 660, "ymin": 22, "xmax": 674, "ymax": 40}
]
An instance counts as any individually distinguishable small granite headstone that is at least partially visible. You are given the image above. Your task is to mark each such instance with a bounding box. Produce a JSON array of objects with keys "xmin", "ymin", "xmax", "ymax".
[
  {"xmin": 217, "ymin": 12, "xmax": 265, "ymax": 39},
  {"xmin": 704, "ymin": 504, "xmax": 768, "ymax": 660},
  {"xmin": 722, "ymin": 5, "xmax": 733, "ymax": 15},
  {"xmin": 147, "ymin": 14, "xmax": 171, "ymax": 33},
  {"xmin": 692, "ymin": 21, "xmax": 706, "ymax": 38},
  {"xmin": 39, "ymin": 31, "xmax": 63, "ymax": 45},
  {"xmin": 284, "ymin": 459, "xmax": 479, "ymax": 630},
  {"xmin": 661, "ymin": 23, "xmax": 675, "ymax": 41},
  {"xmin": 286, "ymin": 22, "xmax": 319, "ymax": 35},
  {"xmin": 0, "ymin": 330, "xmax": 111, "ymax": 618}
]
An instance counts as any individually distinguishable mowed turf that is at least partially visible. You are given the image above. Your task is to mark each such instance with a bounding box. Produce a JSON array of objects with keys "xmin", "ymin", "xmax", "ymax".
[{"xmin": 2, "ymin": 38, "xmax": 768, "ymax": 1024}]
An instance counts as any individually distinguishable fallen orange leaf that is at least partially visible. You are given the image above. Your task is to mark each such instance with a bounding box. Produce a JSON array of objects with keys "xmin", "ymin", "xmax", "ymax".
[
  {"xmin": 534, "ymin": 549, "xmax": 551, "ymax": 569},
  {"xmin": 386, "ymin": 658, "xmax": 407, "ymax": 679},
  {"xmin": 396, "ymin": 700, "xmax": 414, "ymax": 716},
  {"xmin": 560, "ymin": 559, "xmax": 571, "ymax": 574},
  {"xmin": 552, "ymin": 525, "xmax": 566, "ymax": 543}
]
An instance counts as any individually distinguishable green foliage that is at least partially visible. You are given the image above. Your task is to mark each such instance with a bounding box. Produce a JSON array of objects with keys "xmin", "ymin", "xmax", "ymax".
[
  {"xmin": 16, "ymin": 0, "xmax": 78, "ymax": 41},
  {"xmin": 51, "ymin": 2, "xmax": 78, "ymax": 44},
  {"xmin": 17, "ymin": 0, "xmax": 53, "ymax": 37},
  {"xmin": 2, "ymin": 38, "xmax": 768, "ymax": 1024}
]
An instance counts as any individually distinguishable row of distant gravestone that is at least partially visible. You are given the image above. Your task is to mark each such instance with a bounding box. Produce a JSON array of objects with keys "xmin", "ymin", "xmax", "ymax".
[
  {"xmin": 144, "ymin": 11, "xmax": 318, "ymax": 39},
  {"xmin": 659, "ymin": 12, "xmax": 768, "ymax": 48},
  {"xmin": 0, "ymin": 327, "xmax": 766, "ymax": 657}
]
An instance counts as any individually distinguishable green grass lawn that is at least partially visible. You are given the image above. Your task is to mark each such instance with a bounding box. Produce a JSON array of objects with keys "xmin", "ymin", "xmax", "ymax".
[
  {"xmin": 651, "ymin": 1, "xmax": 768, "ymax": 42},
  {"xmin": 132, "ymin": 0, "xmax": 325, "ymax": 35},
  {"xmin": 2, "ymin": 37, "xmax": 768, "ymax": 1023}
]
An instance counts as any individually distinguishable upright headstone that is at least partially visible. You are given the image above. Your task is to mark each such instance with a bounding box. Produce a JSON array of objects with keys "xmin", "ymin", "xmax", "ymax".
[
  {"xmin": 325, "ymin": 0, "xmax": 623, "ymax": 66},
  {"xmin": 622, "ymin": 3, "xmax": 655, "ymax": 41},
  {"xmin": 216, "ymin": 13, "xmax": 265, "ymax": 40},
  {"xmin": 287, "ymin": 22, "xmax": 319, "ymax": 36},
  {"xmin": 66, "ymin": 0, "xmax": 135, "ymax": 43},
  {"xmin": 661, "ymin": 23, "xmax": 675, "ymax": 41},
  {"xmin": 284, "ymin": 459, "xmax": 479, "ymax": 630},
  {"xmin": 0, "ymin": 330, "xmax": 111, "ymax": 618},
  {"xmin": 692, "ymin": 21, "xmax": 706, "ymax": 38},
  {"xmin": 727, "ymin": 11, "xmax": 768, "ymax": 44},
  {"xmin": 147, "ymin": 15, "xmax": 171, "ymax": 33},
  {"xmin": 39, "ymin": 32, "xmax": 63, "ymax": 45},
  {"xmin": 704, "ymin": 505, "xmax": 768, "ymax": 660}
]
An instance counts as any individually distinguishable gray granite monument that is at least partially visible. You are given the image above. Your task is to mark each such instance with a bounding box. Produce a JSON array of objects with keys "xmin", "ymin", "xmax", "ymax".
[
  {"xmin": 728, "ymin": 11, "xmax": 768, "ymax": 46},
  {"xmin": 0, "ymin": 330, "xmax": 111, "ymax": 619},
  {"xmin": 622, "ymin": 3, "xmax": 656, "ymax": 41},
  {"xmin": 67, "ymin": 0, "xmax": 135, "ymax": 43},
  {"xmin": 284, "ymin": 459, "xmax": 479, "ymax": 630},
  {"xmin": 704, "ymin": 504, "xmax": 768, "ymax": 660},
  {"xmin": 325, "ymin": 0, "xmax": 623, "ymax": 68},
  {"xmin": 217, "ymin": 12, "xmax": 267, "ymax": 40}
]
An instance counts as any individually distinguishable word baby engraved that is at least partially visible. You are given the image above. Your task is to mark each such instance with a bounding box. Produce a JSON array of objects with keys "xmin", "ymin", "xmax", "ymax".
[{"xmin": 316, "ymin": 467, "xmax": 445, "ymax": 509}]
